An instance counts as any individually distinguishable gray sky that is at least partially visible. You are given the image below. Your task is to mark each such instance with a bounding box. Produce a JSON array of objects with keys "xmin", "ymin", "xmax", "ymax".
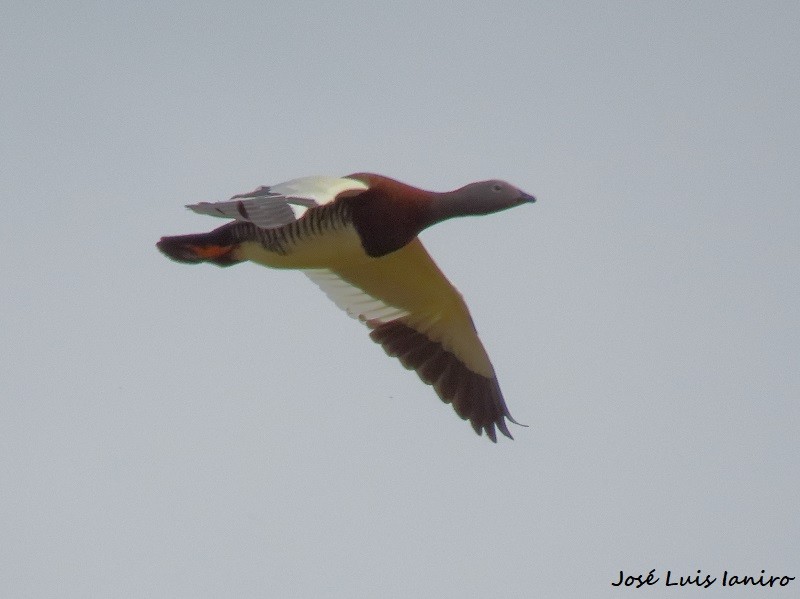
[{"xmin": 2, "ymin": 1, "xmax": 798, "ymax": 597}]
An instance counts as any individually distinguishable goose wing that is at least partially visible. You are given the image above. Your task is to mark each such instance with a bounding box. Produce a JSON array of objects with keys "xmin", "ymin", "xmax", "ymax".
[
  {"xmin": 305, "ymin": 238, "xmax": 521, "ymax": 442},
  {"xmin": 186, "ymin": 176, "xmax": 369, "ymax": 229}
]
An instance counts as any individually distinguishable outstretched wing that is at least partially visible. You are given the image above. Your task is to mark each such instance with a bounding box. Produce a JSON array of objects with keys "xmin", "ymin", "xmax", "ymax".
[
  {"xmin": 305, "ymin": 239, "xmax": 522, "ymax": 441},
  {"xmin": 186, "ymin": 176, "xmax": 369, "ymax": 229}
]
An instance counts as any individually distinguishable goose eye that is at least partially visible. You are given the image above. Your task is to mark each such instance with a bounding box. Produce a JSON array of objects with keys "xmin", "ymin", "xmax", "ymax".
[{"xmin": 492, "ymin": 184, "xmax": 502, "ymax": 192}]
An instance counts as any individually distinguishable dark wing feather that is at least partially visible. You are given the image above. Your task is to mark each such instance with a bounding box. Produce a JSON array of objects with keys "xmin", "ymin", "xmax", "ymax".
[{"xmin": 368, "ymin": 320, "xmax": 520, "ymax": 442}]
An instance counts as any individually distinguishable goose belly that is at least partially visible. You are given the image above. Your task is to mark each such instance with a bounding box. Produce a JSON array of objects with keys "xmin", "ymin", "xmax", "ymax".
[{"xmin": 237, "ymin": 223, "xmax": 367, "ymax": 270}]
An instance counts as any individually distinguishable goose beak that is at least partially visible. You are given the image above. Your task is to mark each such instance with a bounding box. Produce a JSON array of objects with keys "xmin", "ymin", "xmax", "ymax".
[{"xmin": 519, "ymin": 191, "xmax": 536, "ymax": 203}]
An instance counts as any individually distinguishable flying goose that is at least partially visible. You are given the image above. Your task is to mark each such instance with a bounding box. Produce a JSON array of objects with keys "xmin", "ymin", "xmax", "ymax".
[{"xmin": 157, "ymin": 173, "xmax": 536, "ymax": 441}]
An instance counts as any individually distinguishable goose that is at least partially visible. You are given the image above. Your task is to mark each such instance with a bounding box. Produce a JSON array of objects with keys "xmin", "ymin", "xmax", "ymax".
[{"xmin": 157, "ymin": 173, "xmax": 536, "ymax": 441}]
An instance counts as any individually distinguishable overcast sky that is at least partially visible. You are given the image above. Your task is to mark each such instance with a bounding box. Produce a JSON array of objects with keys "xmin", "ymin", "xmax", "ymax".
[{"xmin": 2, "ymin": 2, "xmax": 798, "ymax": 597}]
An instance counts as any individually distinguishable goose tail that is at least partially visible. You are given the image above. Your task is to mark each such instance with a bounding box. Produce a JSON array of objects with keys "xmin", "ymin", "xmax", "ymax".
[{"xmin": 157, "ymin": 224, "xmax": 242, "ymax": 267}]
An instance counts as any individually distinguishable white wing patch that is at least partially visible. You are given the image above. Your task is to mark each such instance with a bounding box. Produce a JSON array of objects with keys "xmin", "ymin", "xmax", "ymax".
[
  {"xmin": 268, "ymin": 176, "xmax": 368, "ymax": 206},
  {"xmin": 304, "ymin": 269, "xmax": 410, "ymax": 324},
  {"xmin": 186, "ymin": 176, "xmax": 368, "ymax": 229}
]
